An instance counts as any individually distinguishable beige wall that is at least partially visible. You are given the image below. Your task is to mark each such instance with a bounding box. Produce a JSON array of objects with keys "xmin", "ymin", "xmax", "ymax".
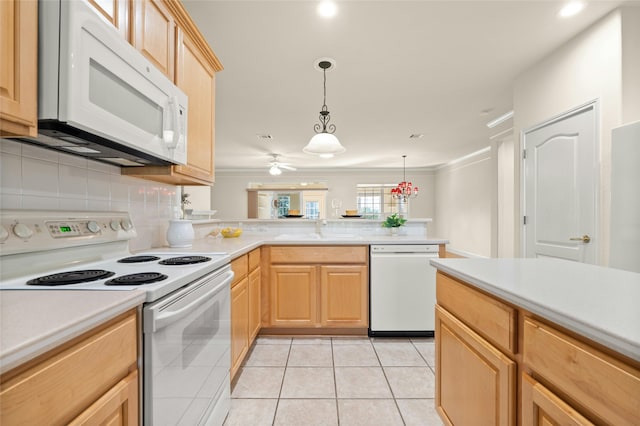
[
  {"xmin": 513, "ymin": 10, "xmax": 623, "ymax": 264},
  {"xmin": 621, "ymin": 6, "xmax": 640, "ymax": 123},
  {"xmin": 434, "ymin": 148, "xmax": 494, "ymax": 257}
]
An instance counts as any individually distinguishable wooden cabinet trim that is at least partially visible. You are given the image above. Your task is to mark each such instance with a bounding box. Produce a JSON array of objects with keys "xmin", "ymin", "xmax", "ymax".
[
  {"xmin": 437, "ymin": 272, "xmax": 517, "ymax": 355},
  {"xmin": 523, "ymin": 317, "xmax": 640, "ymax": 425},
  {"xmin": 162, "ymin": 0, "xmax": 223, "ymax": 71}
]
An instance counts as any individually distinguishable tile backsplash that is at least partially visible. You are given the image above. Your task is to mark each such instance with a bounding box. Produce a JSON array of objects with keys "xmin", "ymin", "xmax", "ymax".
[{"xmin": 0, "ymin": 139, "xmax": 180, "ymax": 251}]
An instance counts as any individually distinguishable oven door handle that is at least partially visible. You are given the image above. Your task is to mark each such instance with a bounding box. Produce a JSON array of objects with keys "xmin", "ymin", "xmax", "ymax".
[{"xmin": 152, "ymin": 271, "xmax": 233, "ymax": 331}]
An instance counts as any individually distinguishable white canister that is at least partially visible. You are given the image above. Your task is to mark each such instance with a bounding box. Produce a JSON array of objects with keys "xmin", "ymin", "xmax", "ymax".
[{"xmin": 166, "ymin": 219, "xmax": 194, "ymax": 248}]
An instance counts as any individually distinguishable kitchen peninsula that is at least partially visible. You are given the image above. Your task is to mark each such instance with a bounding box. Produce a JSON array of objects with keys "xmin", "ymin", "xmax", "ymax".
[{"xmin": 431, "ymin": 258, "xmax": 640, "ymax": 425}]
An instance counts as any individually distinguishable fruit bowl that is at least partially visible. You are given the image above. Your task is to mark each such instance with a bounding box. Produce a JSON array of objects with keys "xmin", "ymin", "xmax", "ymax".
[{"xmin": 221, "ymin": 227, "xmax": 243, "ymax": 238}]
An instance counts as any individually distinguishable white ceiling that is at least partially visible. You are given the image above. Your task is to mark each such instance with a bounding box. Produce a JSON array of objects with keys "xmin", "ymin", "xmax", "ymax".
[{"xmin": 182, "ymin": 0, "xmax": 627, "ymax": 172}]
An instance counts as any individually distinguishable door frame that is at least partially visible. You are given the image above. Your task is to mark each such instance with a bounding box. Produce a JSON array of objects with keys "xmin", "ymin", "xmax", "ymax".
[{"xmin": 520, "ymin": 99, "xmax": 601, "ymax": 261}]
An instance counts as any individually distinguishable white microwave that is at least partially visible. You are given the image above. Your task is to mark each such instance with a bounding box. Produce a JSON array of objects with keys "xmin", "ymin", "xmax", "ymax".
[{"xmin": 24, "ymin": 0, "xmax": 188, "ymax": 167}]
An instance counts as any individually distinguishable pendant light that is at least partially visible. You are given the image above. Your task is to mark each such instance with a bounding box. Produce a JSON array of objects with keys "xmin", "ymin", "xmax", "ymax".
[
  {"xmin": 303, "ymin": 59, "xmax": 345, "ymax": 158},
  {"xmin": 391, "ymin": 155, "xmax": 419, "ymax": 202}
]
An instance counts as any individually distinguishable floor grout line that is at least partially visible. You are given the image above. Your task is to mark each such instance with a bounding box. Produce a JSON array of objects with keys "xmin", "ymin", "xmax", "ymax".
[{"xmin": 229, "ymin": 336, "xmax": 439, "ymax": 425}]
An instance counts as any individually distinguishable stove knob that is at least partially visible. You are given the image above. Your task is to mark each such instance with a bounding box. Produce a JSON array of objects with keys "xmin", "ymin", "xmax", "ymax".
[
  {"xmin": 13, "ymin": 223, "xmax": 34, "ymax": 239},
  {"xmin": 110, "ymin": 220, "xmax": 120, "ymax": 231},
  {"xmin": 0, "ymin": 225, "xmax": 9, "ymax": 242},
  {"xmin": 121, "ymin": 218, "xmax": 133, "ymax": 231},
  {"xmin": 87, "ymin": 221, "xmax": 101, "ymax": 234}
]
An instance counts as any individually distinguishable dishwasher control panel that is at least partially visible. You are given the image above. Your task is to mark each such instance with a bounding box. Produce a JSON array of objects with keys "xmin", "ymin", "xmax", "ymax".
[{"xmin": 370, "ymin": 244, "xmax": 440, "ymax": 254}]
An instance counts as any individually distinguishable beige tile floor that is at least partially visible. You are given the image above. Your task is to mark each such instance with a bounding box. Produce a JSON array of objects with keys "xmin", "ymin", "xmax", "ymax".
[{"xmin": 224, "ymin": 336, "xmax": 444, "ymax": 426}]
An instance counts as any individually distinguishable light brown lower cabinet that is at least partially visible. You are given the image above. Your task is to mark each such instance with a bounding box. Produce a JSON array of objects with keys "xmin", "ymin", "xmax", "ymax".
[
  {"xmin": 435, "ymin": 305, "xmax": 516, "ymax": 426},
  {"xmin": 0, "ymin": 310, "xmax": 139, "ymax": 425},
  {"xmin": 270, "ymin": 264, "xmax": 317, "ymax": 327},
  {"xmin": 266, "ymin": 246, "xmax": 369, "ymax": 331},
  {"xmin": 521, "ymin": 373, "xmax": 594, "ymax": 426},
  {"xmin": 230, "ymin": 248, "xmax": 262, "ymax": 380},
  {"xmin": 435, "ymin": 271, "xmax": 640, "ymax": 426},
  {"xmin": 231, "ymin": 275, "xmax": 249, "ymax": 378}
]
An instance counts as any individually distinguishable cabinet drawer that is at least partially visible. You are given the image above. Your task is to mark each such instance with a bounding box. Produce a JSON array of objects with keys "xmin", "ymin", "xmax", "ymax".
[
  {"xmin": 523, "ymin": 318, "xmax": 640, "ymax": 425},
  {"xmin": 0, "ymin": 311, "xmax": 138, "ymax": 425},
  {"xmin": 248, "ymin": 248, "xmax": 261, "ymax": 271},
  {"xmin": 270, "ymin": 246, "xmax": 367, "ymax": 264},
  {"xmin": 231, "ymin": 254, "xmax": 248, "ymax": 285},
  {"xmin": 436, "ymin": 272, "xmax": 517, "ymax": 355}
]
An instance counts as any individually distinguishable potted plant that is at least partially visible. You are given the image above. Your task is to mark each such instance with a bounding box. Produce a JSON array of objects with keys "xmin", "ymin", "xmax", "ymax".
[{"xmin": 382, "ymin": 213, "xmax": 407, "ymax": 235}]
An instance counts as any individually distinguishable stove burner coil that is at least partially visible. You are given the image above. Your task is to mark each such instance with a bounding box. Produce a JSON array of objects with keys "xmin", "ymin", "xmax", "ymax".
[
  {"xmin": 105, "ymin": 272, "xmax": 168, "ymax": 286},
  {"xmin": 118, "ymin": 255, "xmax": 161, "ymax": 263},
  {"xmin": 159, "ymin": 256, "xmax": 211, "ymax": 265},
  {"xmin": 27, "ymin": 270, "xmax": 116, "ymax": 286}
]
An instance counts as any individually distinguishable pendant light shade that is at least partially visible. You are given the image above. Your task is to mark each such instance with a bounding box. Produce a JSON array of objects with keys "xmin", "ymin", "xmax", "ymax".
[
  {"xmin": 304, "ymin": 132, "xmax": 345, "ymax": 158},
  {"xmin": 304, "ymin": 59, "xmax": 345, "ymax": 157}
]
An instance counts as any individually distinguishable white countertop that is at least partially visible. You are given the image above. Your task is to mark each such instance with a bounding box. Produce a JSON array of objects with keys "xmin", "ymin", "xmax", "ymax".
[
  {"xmin": 0, "ymin": 290, "xmax": 145, "ymax": 375},
  {"xmin": 146, "ymin": 233, "xmax": 449, "ymax": 259},
  {"xmin": 430, "ymin": 258, "xmax": 640, "ymax": 362}
]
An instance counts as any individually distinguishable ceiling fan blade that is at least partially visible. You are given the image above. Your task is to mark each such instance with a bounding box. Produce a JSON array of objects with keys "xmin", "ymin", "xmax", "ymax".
[{"xmin": 280, "ymin": 164, "xmax": 296, "ymax": 171}]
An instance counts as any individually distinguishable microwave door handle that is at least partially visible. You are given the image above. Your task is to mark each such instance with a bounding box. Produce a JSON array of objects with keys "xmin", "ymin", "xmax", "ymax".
[
  {"xmin": 162, "ymin": 96, "xmax": 180, "ymax": 149},
  {"xmin": 152, "ymin": 272, "xmax": 232, "ymax": 331}
]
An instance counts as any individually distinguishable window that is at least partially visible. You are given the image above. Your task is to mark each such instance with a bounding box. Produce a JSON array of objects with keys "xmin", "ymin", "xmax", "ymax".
[{"xmin": 356, "ymin": 184, "xmax": 404, "ymax": 219}]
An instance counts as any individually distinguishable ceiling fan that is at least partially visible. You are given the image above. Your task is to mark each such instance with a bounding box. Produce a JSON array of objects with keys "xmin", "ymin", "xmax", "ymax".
[{"xmin": 268, "ymin": 154, "xmax": 296, "ymax": 175}]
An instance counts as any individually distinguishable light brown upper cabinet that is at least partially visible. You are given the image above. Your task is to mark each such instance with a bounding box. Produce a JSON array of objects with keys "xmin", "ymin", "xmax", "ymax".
[
  {"xmin": 0, "ymin": 0, "xmax": 37, "ymax": 138},
  {"xmin": 122, "ymin": 0, "xmax": 222, "ymax": 185},
  {"xmin": 132, "ymin": 0, "xmax": 175, "ymax": 80},
  {"xmin": 84, "ymin": 0, "xmax": 130, "ymax": 39}
]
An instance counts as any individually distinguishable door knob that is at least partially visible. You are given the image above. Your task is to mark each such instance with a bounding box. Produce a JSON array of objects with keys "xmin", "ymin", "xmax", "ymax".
[{"xmin": 569, "ymin": 235, "xmax": 591, "ymax": 243}]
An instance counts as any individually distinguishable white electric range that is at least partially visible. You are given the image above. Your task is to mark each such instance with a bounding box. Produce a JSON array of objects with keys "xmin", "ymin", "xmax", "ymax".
[{"xmin": 0, "ymin": 210, "xmax": 232, "ymax": 425}]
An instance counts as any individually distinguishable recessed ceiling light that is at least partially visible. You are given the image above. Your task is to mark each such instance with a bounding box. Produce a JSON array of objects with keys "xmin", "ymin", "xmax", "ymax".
[
  {"xmin": 317, "ymin": 1, "xmax": 337, "ymax": 18},
  {"xmin": 409, "ymin": 134, "xmax": 424, "ymax": 139},
  {"xmin": 257, "ymin": 134, "xmax": 273, "ymax": 140},
  {"xmin": 559, "ymin": 2, "xmax": 584, "ymax": 18}
]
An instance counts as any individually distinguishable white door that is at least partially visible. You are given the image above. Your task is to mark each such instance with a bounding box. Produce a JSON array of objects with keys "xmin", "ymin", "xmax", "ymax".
[{"xmin": 523, "ymin": 103, "xmax": 598, "ymax": 263}]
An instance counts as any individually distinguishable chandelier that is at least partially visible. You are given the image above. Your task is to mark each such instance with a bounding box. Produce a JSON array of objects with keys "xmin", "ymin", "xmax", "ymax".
[
  {"xmin": 391, "ymin": 155, "xmax": 419, "ymax": 202},
  {"xmin": 303, "ymin": 59, "xmax": 346, "ymax": 158}
]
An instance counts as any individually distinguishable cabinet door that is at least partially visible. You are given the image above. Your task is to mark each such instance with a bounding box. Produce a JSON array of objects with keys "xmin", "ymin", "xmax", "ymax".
[
  {"xmin": 521, "ymin": 373, "xmax": 594, "ymax": 426},
  {"xmin": 248, "ymin": 267, "xmax": 261, "ymax": 343},
  {"xmin": 84, "ymin": 0, "xmax": 130, "ymax": 39},
  {"xmin": 435, "ymin": 305, "xmax": 516, "ymax": 426},
  {"xmin": 320, "ymin": 265, "xmax": 368, "ymax": 327},
  {"xmin": 68, "ymin": 370, "xmax": 139, "ymax": 425},
  {"xmin": 0, "ymin": 0, "xmax": 37, "ymax": 137},
  {"xmin": 231, "ymin": 277, "xmax": 249, "ymax": 379},
  {"xmin": 174, "ymin": 28, "xmax": 216, "ymax": 183},
  {"xmin": 270, "ymin": 265, "xmax": 317, "ymax": 327},
  {"xmin": 133, "ymin": 0, "xmax": 175, "ymax": 80}
]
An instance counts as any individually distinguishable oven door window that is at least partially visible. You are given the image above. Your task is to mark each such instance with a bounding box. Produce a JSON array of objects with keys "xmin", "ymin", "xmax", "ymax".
[{"xmin": 144, "ymin": 271, "xmax": 231, "ymax": 425}]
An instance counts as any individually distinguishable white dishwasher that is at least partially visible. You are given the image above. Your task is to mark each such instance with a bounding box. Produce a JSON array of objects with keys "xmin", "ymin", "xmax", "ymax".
[{"xmin": 369, "ymin": 244, "xmax": 439, "ymax": 337}]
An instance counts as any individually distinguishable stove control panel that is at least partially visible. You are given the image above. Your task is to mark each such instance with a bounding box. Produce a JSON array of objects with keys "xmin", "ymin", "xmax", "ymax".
[
  {"xmin": 47, "ymin": 221, "xmax": 96, "ymax": 238},
  {"xmin": 0, "ymin": 210, "xmax": 137, "ymax": 255}
]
